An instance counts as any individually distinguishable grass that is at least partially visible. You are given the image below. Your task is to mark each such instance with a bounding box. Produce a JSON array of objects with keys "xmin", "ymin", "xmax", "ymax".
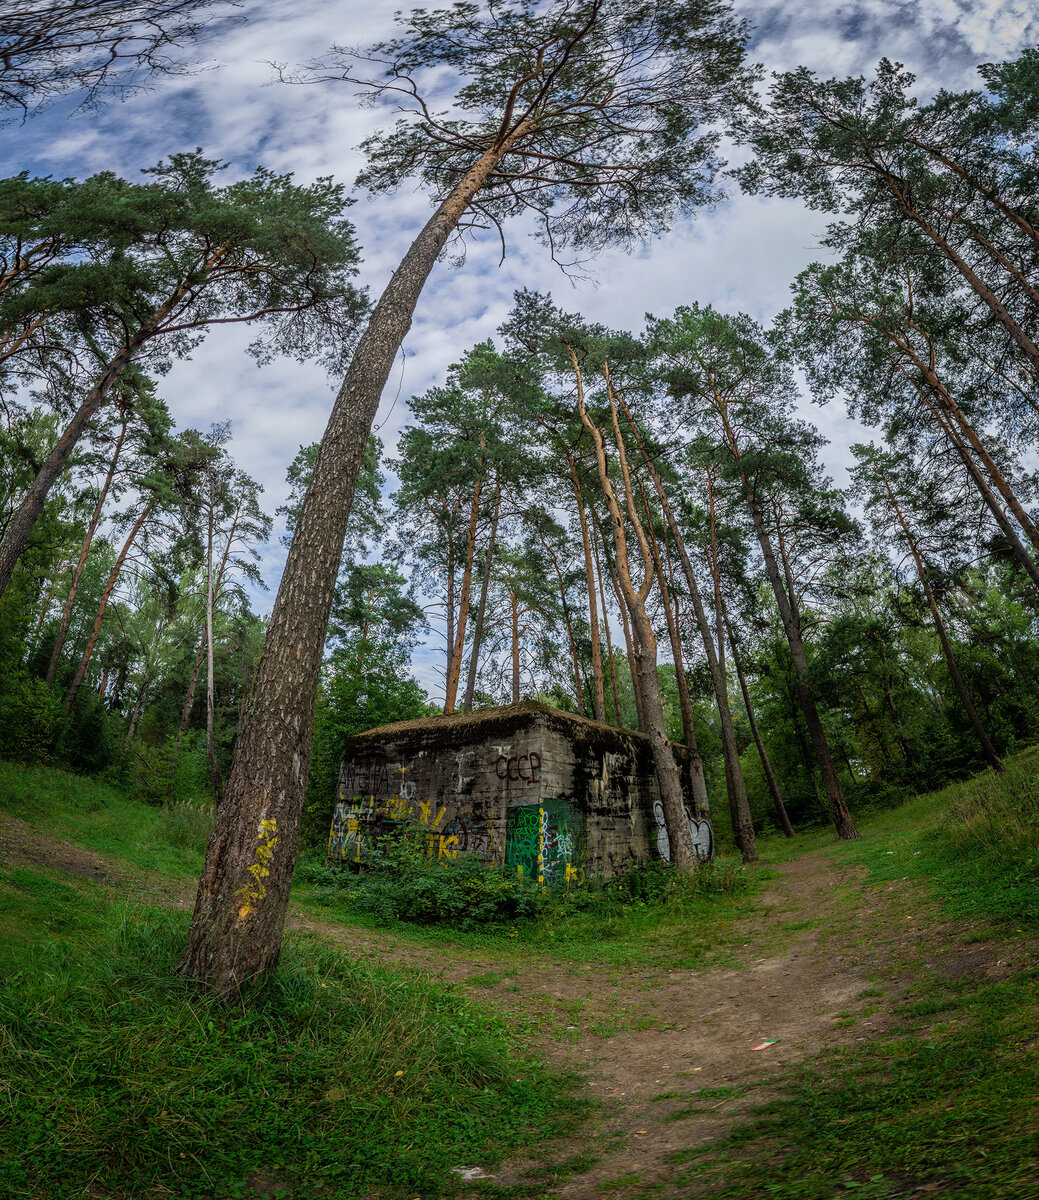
[
  {"xmin": 7, "ymin": 746, "xmax": 1037, "ymax": 1199},
  {"xmin": 826, "ymin": 750, "xmax": 1039, "ymax": 929},
  {"xmin": 662, "ymin": 966, "xmax": 1039, "ymax": 1198},
  {"xmin": 0, "ymin": 762, "xmax": 587, "ymax": 1200},
  {"xmin": 0, "ymin": 759, "xmax": 209, "ymax": 878}
]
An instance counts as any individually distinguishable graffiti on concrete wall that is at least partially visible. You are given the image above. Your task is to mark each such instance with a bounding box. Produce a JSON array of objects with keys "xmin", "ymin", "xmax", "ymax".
[
  {"xmin": 328, "ymin": 759, "xmax": 491, "ymax": 864},
  {"xmin": 652, "ymin": 800, "xmax": 714, "ymax": 863},
  {"xmin": 504, "ymin": 798, "xmax": 583, "ymax": 887},
  {"xmin": 495, "ymin": 749, "xmax": 542, "ymax": 784},
  {"xmin": 329, "ymin": 796, "xmax": 492, "ymax": 863},
  {"xmin": 332, "ymin": 744, "xmax": 588, "ymax": 880}
]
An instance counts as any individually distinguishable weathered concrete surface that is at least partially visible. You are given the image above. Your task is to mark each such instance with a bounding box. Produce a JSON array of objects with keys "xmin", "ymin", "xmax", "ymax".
[{"xmin": 329, "ymin": 701, "xmax": 712, "ymax": 880}]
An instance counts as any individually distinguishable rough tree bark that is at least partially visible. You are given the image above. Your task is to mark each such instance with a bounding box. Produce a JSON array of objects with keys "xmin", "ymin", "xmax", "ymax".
[{"xmin": 178, "ymin": 127, "xmax": 534, "ymax": 996}]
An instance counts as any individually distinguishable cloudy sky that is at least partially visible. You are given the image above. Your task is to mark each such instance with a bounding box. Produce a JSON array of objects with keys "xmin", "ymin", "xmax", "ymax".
[{"xmin": 5, "ymin": 0, "xmax": 1036, "ymax": 697}]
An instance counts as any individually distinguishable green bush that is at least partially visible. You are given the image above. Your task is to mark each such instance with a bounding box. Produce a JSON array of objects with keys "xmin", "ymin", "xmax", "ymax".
[
  {"xmin": 308, "ymin": 833, "xmax": 548, "ymax": 929},
  {"xmin": 0, "ymin": 673, "xmax": 60, "ymax": 763},
  {"xmin": 301, "ymin": 830, "xmax": 748, "ymax": 933}
]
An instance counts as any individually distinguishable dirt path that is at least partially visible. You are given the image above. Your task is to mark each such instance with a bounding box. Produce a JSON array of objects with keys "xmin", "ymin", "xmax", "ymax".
[
  {"xmin": 295, "ymin": 851, "xmax": 1014, "ymax": 1198},
  {"xmin": 2, "ymin": 818, "xmax": 1015, "ymax": 1197}
]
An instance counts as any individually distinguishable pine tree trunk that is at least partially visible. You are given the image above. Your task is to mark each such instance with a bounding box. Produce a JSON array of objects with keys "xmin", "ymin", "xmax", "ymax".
[
  {"xmin": 0, "ymin": 253, "xmax": 221, "ymax": 601},
  {"xmin": 609, "ymin": 553, "xmax": 644, "ymax": 730},
  {"xmin": 511, "ymin": 592, "xmax": 521, "ymax": 704},
  {"xmin": 46, "ymin": 417, "xmax": 128, "ymax": 685},
  {"xmin": 177, "ymin": 632, "xmax": 207, "ymax": 742},
  {"xmin": 629, "ymin": 424, "xmax": 756, "ymax": 861},
  {"xmin": 125, "ymin": 681, "xmax": 148, "ymax": 747},
  {"xmin": 542, "ymin": 534, "xmax": 585, "ymax": 716},
  {"xmin": 912, "ymin": 377, "xmax": 1039, "ymax": 593},
  {"xmin": 205, "ymin": 479, "xmax": 224, "ymax": 804},
  {"xmin": 63, "ymin": 502, "xmax": 152, "ymax": 713},
  {"xmin": 443, "ymin": 458, "xmax": 483, "ymax": 712},
  {"xmin": 575, "ymin": 354, "xmax": 696, "ymax": 871},
  {"xmin": 906, "ymin": 355, "xmax": 1039, "ymax": 556},
  {"xmin": 881, "ymin": 171, "xmax": 1039, "ymax": 373},
  {"xmin": 591, "ymin": 511, "xmax": 623, "ymax": 726},
  {"xmin": 912, "ymin": 137, "xmax": 1039, "ymax": 246},
  {"xmin": 0, "ymin": 344, "xmax": 142, "ymax": 598},
  {"xmin": 177, "ymin": 131, "xmax": 531, "ymax": 998},
  {"xmin": 570, "ymin": 456, "xmax": 606, "ymax": 721},
  {"xmin": 639, "ymin": 483, "xmax": 711, "ymax": 821},
  {"xmin": 746, "ymin": 489, "xmax": 860, "ymax": 839},
  {"xmin": 462, "ymin": 483, "xmax": 499, "ymax": 712},
  {"xmin": 444, "ymin": 554, "xmax": 456, "ymax": 711},
  {"xmin": 727, "ymin": 620, "xmax": 795, "ymax": 837}
]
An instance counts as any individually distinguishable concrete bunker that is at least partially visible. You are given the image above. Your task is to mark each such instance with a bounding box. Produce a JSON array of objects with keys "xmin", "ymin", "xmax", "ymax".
[{"xmin": 328, "ymin": 701, "xmax": 713, "ymax": 881}]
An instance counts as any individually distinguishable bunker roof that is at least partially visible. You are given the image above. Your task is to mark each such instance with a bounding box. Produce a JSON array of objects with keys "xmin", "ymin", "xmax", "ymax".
[{"xmin": 338, "ymin": 699, "xmax": 683, "ymax": 757}]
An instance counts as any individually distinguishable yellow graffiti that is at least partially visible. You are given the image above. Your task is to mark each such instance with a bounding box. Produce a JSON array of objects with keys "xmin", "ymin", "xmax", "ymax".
[
  {"xmin": 236, "ymin": 817, "xmax": 278, "ymax": 919},
  {"xmin": 537, "ymin": 805, "xmax": 545, "ymax": 888},
  {"xmin": 328, "ymin": 792, "xmax": 472, "ymax": 862}
]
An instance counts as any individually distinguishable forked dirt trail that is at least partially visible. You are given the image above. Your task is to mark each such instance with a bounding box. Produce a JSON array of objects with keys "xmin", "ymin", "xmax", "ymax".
[{"xmin": 298, "ymin": 848, "xmax": 1013, "ymax": 1199}]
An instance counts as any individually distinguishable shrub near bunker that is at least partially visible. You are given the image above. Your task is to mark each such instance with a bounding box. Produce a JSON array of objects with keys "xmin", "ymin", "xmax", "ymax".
[{"xmin": 297, "ymin": 822, "xmax": 749, "ymax": 932}]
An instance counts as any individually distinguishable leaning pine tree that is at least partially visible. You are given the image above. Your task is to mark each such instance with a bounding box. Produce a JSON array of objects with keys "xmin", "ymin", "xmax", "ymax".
[{"xmin": 178, "ymin": 0, "xmax": 758, "ymax": 998}]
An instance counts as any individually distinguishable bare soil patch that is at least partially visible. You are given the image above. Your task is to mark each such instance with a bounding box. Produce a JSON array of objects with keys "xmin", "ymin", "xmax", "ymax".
[{"xmin": 0, "ymin": 811, "xmax": 126, "ymax": 884}]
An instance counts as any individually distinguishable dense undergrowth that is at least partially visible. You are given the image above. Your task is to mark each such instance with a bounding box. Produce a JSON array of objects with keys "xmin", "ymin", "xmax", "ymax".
[{"xmin": 292, "ymin": 833, "xmax": 754, "ymax": 970}]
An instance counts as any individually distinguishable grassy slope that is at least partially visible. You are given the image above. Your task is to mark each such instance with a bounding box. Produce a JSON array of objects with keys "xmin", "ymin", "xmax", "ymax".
[{"xmin": 0, "ymin": 763, "xmax": 585, "ymax": 1200}]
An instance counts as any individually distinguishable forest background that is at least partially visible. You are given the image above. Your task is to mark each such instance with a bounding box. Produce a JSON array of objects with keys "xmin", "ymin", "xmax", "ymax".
[{"xmin": 3, "ymin": 0, "xmax": 1039, "ymax": 863}]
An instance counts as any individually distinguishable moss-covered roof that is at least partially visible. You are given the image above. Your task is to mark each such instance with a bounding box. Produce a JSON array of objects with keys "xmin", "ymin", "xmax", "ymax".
[{"xmin": 339, "ymin": 699, "xmax": 655, "ymax": 748}]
